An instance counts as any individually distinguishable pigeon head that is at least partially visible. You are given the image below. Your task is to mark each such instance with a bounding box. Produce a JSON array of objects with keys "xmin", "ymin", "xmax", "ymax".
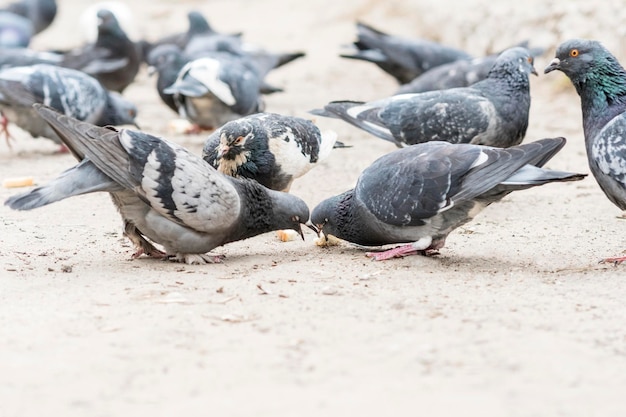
[
  {"xmin": 96, "ymin": 8, "xmax": 126, "ymax": 40},
  {"xmin": 146, "ymin": 44, "xmax": 185, "ymax": 71},
  {"xmin": 544, "ymin": 39, "xmax": 626, "ymax": 103},
  {"xmin": 216, "ymin": 121, "xmax": 258, "ymax": 162},
  {"xmin": 187, "ymin": 11, "xmax": 212, "ymax": 35},
  {"xmin": 265, "ymin": 188, "xmax": 311, "ymax": 240},
  {"xmin": 311, "ymin": 190, "xmax": 354, "ymax": 241},
  {"xmin": 105, "ymin": 92, "xmax": 139, "ymax": 127},
  {"xmin": 489, "ymin": 46, "xmax": 538, "ymax": 78}
]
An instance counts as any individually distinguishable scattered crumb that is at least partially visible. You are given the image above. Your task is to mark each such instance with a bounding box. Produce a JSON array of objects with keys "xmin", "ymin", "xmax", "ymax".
[{"xmin": 315, "ymin": 234, "xmax": 341, "ymax": 247}]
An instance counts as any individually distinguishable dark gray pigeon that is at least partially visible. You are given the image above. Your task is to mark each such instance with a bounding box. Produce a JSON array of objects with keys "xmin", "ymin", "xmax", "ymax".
[
  {"xmin": 202, "ymin": 113, "xmax": 338, "ymax": 192},
  {"xmin": 397, "ymin": 42, "xmax": 546, "ymax": 94},
  {"xmin": 0, "ymin": 64, "xmax": 138, "ymax": 147},
  {"xmin": 146, "ymin": 44, "xmax": 189, "ymax": 113},
  {"xmin": 311, "ymin": 137, "xmax": 586, "ymax": 261},
  {"xmin": 140, "ymin": 10, "xmax": 241, "ymax": 63},
  {"xmin": 340, "ymin": 21, "xmax": 472, "ymax": 84},
  {"xmin": 311, "ymin": 47, "xmax": 536, "ymax": 148},
  {"xmin": 0, "ymin": 10, "xmax": 32, "ymax": 48},
  {"xmin": 545, "ymin": 39, "xmax": 626, "ymax": 264},
  {"xmin": 5, "ymin": 105, "xmax": 311, "ymax": 264},
  {"xmin": 163, "ymin": 53, "xmax": 265, "ymax": 131},
  {"xmin": 3, "ymin": 0, "xmax": 56, "ymax": 35},
  {"xmin": 60, "ymin": 9, "xmax": 140, "ymax": 93}
]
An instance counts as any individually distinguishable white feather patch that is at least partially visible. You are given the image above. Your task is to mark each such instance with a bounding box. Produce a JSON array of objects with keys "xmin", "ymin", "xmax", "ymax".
[{"xmin": 187, "ymin": 58, "xmax": 236, "ymax": 106}]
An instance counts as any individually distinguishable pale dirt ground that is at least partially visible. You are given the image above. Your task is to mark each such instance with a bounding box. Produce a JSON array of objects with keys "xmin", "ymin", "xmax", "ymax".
[{"xmin": 2, "ymin": 0, "xmax": 626, "ymax": 416}]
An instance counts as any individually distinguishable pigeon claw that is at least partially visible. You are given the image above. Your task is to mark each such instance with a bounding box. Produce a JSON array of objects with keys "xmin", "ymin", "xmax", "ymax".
[{"xmin": 365, "ymin": 243, "xmax": 422, "ymax": 261}]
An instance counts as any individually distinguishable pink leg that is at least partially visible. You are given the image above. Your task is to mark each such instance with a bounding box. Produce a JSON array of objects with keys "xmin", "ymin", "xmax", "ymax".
[
  {"xmin": 599, "ymin": 255, "xmax": 626, "ymax": 265},
  {"xmin": 366, "ymin": 243, "xmax": 422, "ymax": 261},
  {"xmin": 365, "ymin": 238, "xmax": 445, "ymax": 261},
  {"xmin": 1, "ymin": 111, "xmax": 14, "ymax": 149}
]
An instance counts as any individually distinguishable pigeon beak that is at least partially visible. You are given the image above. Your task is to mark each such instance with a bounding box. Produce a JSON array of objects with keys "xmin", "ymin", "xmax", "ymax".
[
  {"xmin": 305, "ymin": 222, "xmax": 320, "ymax": 237},
  {"xmin": 217, "ymin": 144, "xmax": 229, "ymax": 159},
  {"xmin": 531, "ymin": 66, "xmax": 538, "ymax": 76},
  {"xmin": 133, "ymin": 122, "xmax": 142, "ymax": 130},
  {"xmin": 297, "ymin": 224, "xmax": 305, "ymax": 241},
  {"xmin": 544, "ymin": 57, "xmax": 560, "ymax": 74}
]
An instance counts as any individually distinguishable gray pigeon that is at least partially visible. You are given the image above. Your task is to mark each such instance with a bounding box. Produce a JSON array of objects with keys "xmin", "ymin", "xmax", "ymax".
[
  {"xmin": 0, "ymin": 46, "xmax": 61, "ymax": 68},
  {"xmin": 3, "ymin": 0, "xmax": 56, "ymax": 35},
  {"xmin": 202, "ymin": 113, "xmax": 338, "ymax": 192},
  {"xmin": 311, "ymin": 47, "xmax": 536, "ymax": 148},
  {"xmin": 0, "ymin": 10, "xmax": 32, "ymax": 48},
  {"xmin": 340, "ymin": 21, "xmax": 472, "ymax": 84},
  {"xmin": 311, "ymin": 137, "xmax": 586, "ymax": 261},
  {"xmin": 544, "ymin": 39, "xmax": 626, "ymax": 264},
  {"xmin": 60, "ymin": 9, "xmax": 140, "ymax": 93},
  {"xmin": 0, "ymin": 64, "xmax": 138, "ymax": 147},
  {"xmin": 163, "ymin": 53, "xmax": 265, "ymax": 131},
  {"xmin": 5, "ymin": 105, "xmax": 311, "ymax": 264}
]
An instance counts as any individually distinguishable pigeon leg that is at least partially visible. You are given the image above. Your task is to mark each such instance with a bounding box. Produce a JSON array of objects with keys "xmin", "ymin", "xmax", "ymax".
[
  {"xmin": 172, "ymin": 253, "xmax": 226, "ymax": 264},
  {"xmin": 599, "ymin": 255, "xmax": 626, "ymax": 265},
  {"xmin": 124, "ymin": 221, "xmax": 167, "ymax": 259},
  {"xmin": 365, "ymin": 237, "xmax": 444, "ymax": 261},
  {"xmin": 0, "ymin": 111, "xmax": 14, "ymax": 149},
  {"xmin": 366, "ymin": 243, "xmax": 423, "ymax": 261}
]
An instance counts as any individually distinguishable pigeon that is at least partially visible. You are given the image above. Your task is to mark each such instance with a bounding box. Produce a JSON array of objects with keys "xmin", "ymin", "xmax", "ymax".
[
  {"xmin": 311, "ymin": 47, "xmax": 536, "ymax": 148},
  {"xmin": 544, "ymin": 39, "xmax": 626, "ymax": 264},
  {"xmin": 141, "ymin": 10, "xmax": 239, "ymax": 60},
  {"xmin": 310, "ymin": 137, "xmax": 586, "ymax": 261},
  {"xmin": 0, "ymin": 10, "xmax": 32, "ymax": 48},
  {"xmin": 2, "ymin": 0, "xmax": 56, "ymax": 35},
  {"xmin": 396, "ymin": 42, "xmax": 546, "ymax": 94},
  {"xmin": 340, "ymin": 21, "xmax": 472, "ymax": 84},
  {"xmin": 61, "ymin": 9, "xmax": 141, "ymax": 93},
  {"xmin": 5, "ymin": 104, "xmax": 312, "ymax": 264},
  {"xmin": 202, "ymin": 112, "xmax": 339, "ymax": 192},
  {"xmin": 0, "ymin": 46, "xmax": 61, "ymax": 68},
  {"xmin": 163, "ymin": 53, "xmax": 265, "ymax": 131},
  {"xmin": 146, "ymin": 44, "xmax": 189, "ymax": 113},
  {"xmin": 0, "ymin": 64, "xmax": 138, "ymax": 147}
]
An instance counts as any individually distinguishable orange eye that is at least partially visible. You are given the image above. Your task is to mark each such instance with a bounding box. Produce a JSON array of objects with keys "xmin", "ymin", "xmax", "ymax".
[
  {"xmin": 233, "ymin": 136, "xmax": 244, "ymax": 145},
  {"xmin": 570, "ymin": 49, "xmax": 579, "ymax": 57}
]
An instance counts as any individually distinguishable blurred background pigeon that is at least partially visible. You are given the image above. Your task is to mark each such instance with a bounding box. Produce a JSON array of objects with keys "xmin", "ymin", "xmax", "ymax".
[
  {"xmin": 311, "ymin": 137, "xmax": 585, "ymax": 261},
  {"xmin": 2, "ymin": 0, "xmax": 56, "ymax": 35},
  {"xmin": 545, "ymin": 39, "xmax": 626, "ymax": 264},
  {"xmin": 312, "ymin": 47, "xmax": 536, "ymax": 148},
  {"xmin": 340, "ymin": 21, "xmax": 472, "ymax": 84},
  {"xmin": 0, "ymin": 9, "xmax": 33, "ymax": 47},
  {"xmin": 60, "ymin": 8, "xmax": 140, "ymax": 93},
  {"xmin": 163, "ymin": 53, "xmax": 266, "ymax": 132},
  {"xmin": 5, "ymin": 105, "xmax": 311, "ymax": 264},
  {"xmin": 396, "ymin": 42, "xmax": 545, "ymax": 94},
  {"xmin": 0, "ymin": 63, "xmax": 138, "ymax": 150}
]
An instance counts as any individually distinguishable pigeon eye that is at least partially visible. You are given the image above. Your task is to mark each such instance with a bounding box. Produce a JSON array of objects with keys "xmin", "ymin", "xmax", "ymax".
[
  {"xmin": 570, "ymin": 49, "xmax": 579, "ymax": 57},
  {"xmin": 292, "ymin": 215, "xmax": 300, "ymax": 222},
  {"xmin": 233, "ymin": 136, "xmax": 245, "ymax": 145}
]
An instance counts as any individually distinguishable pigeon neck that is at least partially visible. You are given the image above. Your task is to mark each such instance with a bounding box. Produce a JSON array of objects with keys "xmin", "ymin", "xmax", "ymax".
[
  {"xmin": 486, "ymin": 63, "xmax": 530, "ymax": 92},
  {"xmin": 575, "ymin": 65, "xmax": 626, "ymax": 138},
  {"xmin": 228, "ymin": 179, "xmax": 275, "ymax": 241}
]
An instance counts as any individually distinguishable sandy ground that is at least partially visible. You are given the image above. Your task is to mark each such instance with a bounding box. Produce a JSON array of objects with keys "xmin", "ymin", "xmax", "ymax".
[{"xmin": 2, "ymin": 0, "xmax": 626, "ymax": 416}]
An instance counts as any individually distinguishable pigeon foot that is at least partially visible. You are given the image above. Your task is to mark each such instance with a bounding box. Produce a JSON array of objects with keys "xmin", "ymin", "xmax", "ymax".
[
  {"xmin": 171, "ymin": 253, "xmax": 226, "ymax": 264},
  {"xmin": 599, "ymin": 255, "xmax": 626, "ymax": 266},
  {"xmin": 366, "ymin": 243, "xmax": 424, "ymax": 261}
]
